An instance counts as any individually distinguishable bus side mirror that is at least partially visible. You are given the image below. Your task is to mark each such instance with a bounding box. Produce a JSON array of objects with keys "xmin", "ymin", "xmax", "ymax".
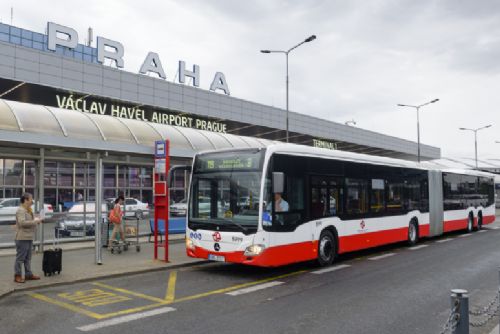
[
  {"xmin": 272, "ymin": 172, "xmax": 285, "ymax": 194},
  {"xmin": 167, "ymin": 165, "xmax": 192, "ymax": 188}
]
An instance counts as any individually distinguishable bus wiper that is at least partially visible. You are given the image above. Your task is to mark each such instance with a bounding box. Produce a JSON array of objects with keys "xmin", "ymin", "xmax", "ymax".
[{"xmin": 213, "ymin": 218, "xmax": 248, "ymax": 232}]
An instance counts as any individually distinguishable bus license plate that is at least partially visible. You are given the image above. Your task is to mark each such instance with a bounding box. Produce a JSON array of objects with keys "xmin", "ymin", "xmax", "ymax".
[
  {"xmin": 70, "ymin": 231, "xmax": 85, "ymax": 237},
  {"xmin": 208, "ymin": 254, "xmax": 225, "ymax": 262}
]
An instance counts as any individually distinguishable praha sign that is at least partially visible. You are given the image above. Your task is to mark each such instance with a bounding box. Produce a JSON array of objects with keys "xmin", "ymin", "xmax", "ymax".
[
  {"xmin": 47, "ymin": 22, "xmax": 230, "ymax": 95},
  {"xmin": 56, "ymin": 94, "xmax": 227, "ymax": 133}
]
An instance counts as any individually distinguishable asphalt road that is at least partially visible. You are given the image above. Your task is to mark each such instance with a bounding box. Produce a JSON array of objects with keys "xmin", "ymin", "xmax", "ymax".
[{"xmin": 1, "ymin": 226, "xmax": 500, "ymax": 334}]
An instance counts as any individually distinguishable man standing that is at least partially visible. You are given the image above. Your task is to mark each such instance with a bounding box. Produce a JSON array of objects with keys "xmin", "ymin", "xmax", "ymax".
[{"xmin": 14, "ymin": 193, "xmax": 42, "ymax": 283}]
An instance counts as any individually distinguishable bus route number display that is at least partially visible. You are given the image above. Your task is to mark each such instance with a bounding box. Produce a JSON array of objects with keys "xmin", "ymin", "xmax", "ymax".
[
  {"xmin": 206, "ymin": 157, "xmax": 255, "ymax": 170},
  {"xmin": 196, "ymin": 151, "xmax": 262, "ymax": 172}
]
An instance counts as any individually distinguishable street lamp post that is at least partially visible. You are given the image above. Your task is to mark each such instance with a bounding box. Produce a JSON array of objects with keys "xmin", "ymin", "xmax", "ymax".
[
  {"xmin": 261, "ymin": 35, "xmax": 316, "ymax": 143},
  {"xmin": 459, "ymin": 125, "xmax": 492, "ymax": 168},
  {"xmin": 397, "ymin": 99, "xmax": 439, "ymax": 162}
]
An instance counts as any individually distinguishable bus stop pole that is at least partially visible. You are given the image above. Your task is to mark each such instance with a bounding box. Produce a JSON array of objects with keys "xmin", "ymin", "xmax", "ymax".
[
  {"xmin": 38, "ymin": 148, "xmax": 45, "ymax": 253},
  {"xmin": 95, "ymin": 153, "xmax": 103, "ymax": 265}
]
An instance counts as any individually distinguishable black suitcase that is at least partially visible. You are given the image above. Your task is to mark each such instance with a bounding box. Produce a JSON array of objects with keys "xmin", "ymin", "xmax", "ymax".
[
  {"xmin": 43, "ymin": 229, "xmax": 62, "ymax": 276},
  {"xmin": 43, "ymin": 248, "xmax": 62, "ymax": 276}
]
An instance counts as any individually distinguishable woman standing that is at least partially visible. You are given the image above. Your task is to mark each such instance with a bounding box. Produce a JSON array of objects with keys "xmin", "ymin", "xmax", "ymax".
[
  {"xmin": 14, "ymin": 193, "xmax": 42, "ymax": 283},
  {"xmin": 108, "ymin": 195, "xmax": 125, "ymax": 248}
]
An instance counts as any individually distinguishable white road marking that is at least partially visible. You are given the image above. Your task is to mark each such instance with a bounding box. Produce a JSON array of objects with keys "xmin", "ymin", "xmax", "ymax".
[
  {"xmin": 459, "ymin": 234, "xmax": 472, "ymax": 238},
  {"xmin": 226, "ymin": 281, "xmax": 284, "ymax": 296},
  {"xmin": 311, "ymin": 264, "xmax": 351, "ymax": 274},
  {"xmin": 491, "ymin": 226, "xmax": 500, "ymax": 230},
  {"xmin": 478, "ymin": 230, "xmax": 487, "ymax": 233},
  {"xmin": 76, "ymin": 307, "xmax": 176, "ymax": 332},
  {"xmin": 436, "ymin": 238, "xmax": 453, "ymax": 243},
  {"xmin": 368, "ymin": 253, "xmax": 395, "ymax": 261},
  {"xmin": 408, "ymin": 245, "xmax": 428, "ymax": 251}
]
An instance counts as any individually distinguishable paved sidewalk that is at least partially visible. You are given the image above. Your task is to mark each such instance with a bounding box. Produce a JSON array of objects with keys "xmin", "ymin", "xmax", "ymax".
[{"xmin": 0, "ymin": 234, "xmax": 206, "ymax": 299}]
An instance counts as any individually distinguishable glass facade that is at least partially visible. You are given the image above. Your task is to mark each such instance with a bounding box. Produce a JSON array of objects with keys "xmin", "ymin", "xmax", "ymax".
[
  {"xmin": 0, "ymin": 158, "xmax": 36, "ymax": 198},
  {"xmin": 0, "ymin": 156, "xmax": 172, "ymax": 246},
  {"xmin": 0, "ymin": 22, "xmax": 99, "ymax": 64},
  {"xmin": 0, "ymin": 158, "xmax": 156, "ymax": 212},
  {"xmin": 42, "ymin": 161, "xmax": 154, "ymax": 211}
]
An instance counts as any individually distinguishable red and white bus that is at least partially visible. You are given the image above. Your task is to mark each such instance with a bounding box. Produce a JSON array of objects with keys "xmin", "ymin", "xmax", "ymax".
[{"xmin": 185, "ymin": 144, "xmax": 496, "ymax": 267}]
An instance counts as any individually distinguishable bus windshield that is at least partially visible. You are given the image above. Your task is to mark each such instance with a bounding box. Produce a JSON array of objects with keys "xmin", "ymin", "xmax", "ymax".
[{"xmin": 189, "ymin": 150, "xmax": 264, "ymax": 234}]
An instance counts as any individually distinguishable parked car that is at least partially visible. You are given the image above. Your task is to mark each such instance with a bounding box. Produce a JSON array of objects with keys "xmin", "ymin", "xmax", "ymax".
[
  {"xmin": 0, "ymin": 198, "xmax": 53, "ymax": 224},
  {"xmin": 170, "ymin": 198, "xmax": 187, "ymax": 216},
  {"xmin": 55, "ymin": 202, "xmax": 107, "ymax": 237},
  {"xmin": 105, "ymin": 197, "xmax": 149, "ymax": 219}
]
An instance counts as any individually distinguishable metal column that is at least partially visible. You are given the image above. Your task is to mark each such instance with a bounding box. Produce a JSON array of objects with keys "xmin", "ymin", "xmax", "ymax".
[
  {"xmin": 95, "ymin": 153, "xmax": 103, "ymax": 265},
  {"xmin": 37, "ymin": 148, "xmax": 45, "ymax": 252}
]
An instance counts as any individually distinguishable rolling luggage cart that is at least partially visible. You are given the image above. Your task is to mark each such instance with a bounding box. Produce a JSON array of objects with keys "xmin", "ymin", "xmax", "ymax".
[{"xmin": 124, "ymin": 217, "xmax": 141, "ymax": 252}]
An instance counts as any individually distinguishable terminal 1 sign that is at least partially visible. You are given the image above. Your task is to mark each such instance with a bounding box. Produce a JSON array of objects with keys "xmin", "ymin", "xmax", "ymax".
[{"xmin": 47, "ymin": 22, "xmax": 230, "ymax": 95}]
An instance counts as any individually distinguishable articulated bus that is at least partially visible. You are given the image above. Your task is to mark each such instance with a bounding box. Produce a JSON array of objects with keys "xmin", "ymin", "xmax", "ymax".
[{"xmin": 185, "ymin": 144, "xmax": 496, "ymax": 267}]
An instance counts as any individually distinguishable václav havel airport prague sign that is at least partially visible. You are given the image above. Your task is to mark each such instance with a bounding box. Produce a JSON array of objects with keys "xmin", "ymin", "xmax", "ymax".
[
  {"xmin": 55, "ymin": 93, "xmax": 228, "ymax": 133},
  {"xmin": 47, "ymin": 22, "xmax": 230, "ymax": 95}
]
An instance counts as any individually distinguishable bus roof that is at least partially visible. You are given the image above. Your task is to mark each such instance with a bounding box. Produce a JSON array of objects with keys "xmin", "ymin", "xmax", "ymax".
[{"xmin": 195, "ymin": 143, "xmax": 496, "ymax": 178}]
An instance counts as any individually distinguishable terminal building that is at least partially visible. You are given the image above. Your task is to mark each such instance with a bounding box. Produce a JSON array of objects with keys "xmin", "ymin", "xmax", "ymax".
[{"xmin": 0, "ymin": 21, "xmax": 441, "ymax": 211}]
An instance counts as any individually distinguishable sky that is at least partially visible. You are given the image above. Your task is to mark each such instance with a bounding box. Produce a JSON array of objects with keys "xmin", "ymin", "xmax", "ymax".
[{"xmin": 2, "ymin": 0, "xmax": 500, "ymax": 161}]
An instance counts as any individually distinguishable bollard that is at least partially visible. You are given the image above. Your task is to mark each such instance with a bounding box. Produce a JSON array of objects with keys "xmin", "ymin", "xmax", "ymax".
[{"xmin": 451, "ymin": 289, "xmax": 469, "ymax": 334}]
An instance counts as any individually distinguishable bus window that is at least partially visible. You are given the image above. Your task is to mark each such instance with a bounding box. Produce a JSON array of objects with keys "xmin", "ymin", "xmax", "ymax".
[
  {"xmin": 310, "ymin": 176, "xmax": 342, "ymax": 218},
  {"xmin": 264, "ymin": 154, "xmax": 306, "ymax": 231},
  {"xmin": 346, "ymin": 178, "xmax": 368, "ymax": 215},
  {"xmin": 311, "ymin": 186, "xmax": 327, "ymax": 219},
  {"xmin": 387, "ymin": 179, "xmax": 403, "ymax": 213},
  {"xmin": 370, "ymin": 178, "xmax": 385, "ymax": 213}
]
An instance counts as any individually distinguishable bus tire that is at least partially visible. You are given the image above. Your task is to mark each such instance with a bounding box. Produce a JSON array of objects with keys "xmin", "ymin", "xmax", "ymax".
[
  {"xmin": 407, "ymin": 219, "xmax": 419, "ymax": 246},
  {"xmin": 467, "ymin": 213, "xmax": 474, "ymax": 233},
  {"xmin": 317, "ymin": 230, "xmax": 335, "ymax": 266}
]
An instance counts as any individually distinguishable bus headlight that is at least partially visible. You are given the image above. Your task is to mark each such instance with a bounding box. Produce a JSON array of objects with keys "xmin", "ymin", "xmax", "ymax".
[
  {"xmin": 244, "ymin": 244, "xmax": 266, "ymax": 256},
  {"xmin": 186, "ymin": 237, "xmax": 195, "ymax": 250}
]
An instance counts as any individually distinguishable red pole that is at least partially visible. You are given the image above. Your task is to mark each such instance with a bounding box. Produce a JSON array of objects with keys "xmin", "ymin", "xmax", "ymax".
[{"xmin": 165, "ymin": 140, "xmax": 170, "ymax": 262}]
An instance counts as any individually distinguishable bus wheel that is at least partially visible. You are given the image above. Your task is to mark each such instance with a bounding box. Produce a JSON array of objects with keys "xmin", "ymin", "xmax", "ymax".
[
  {"xmin": 317, "ymin": 230, "xmax": 335, "ymax": 266},
  {"xmin": 467, "ymin": 213, "xmax": 473, "ymax": 233},
  {"xmin": 407, "ymin": 220, "xmax": 418, "ymax": 246}
]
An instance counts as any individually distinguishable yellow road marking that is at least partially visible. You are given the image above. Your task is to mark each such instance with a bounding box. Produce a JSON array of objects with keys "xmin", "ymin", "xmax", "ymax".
[
  {"xmin": 58, "ymin": 289, "xmax": 131, "ymax": 307},
  {"xmin": 92, "ymin": 282, "xmax": 167, "ymax": 303},
  {"xmin": 30, "ymin": 269, "xmax": 309, "ymax": 320},
  {"xmin": 98, "ymin": 302, "xmax": 169, "ymax": 319},
  {"xmin": 165, "ymin": 271, "xmax": 177, "ymax": 302},
  {"xmin": 29, "ymin": 293, "xmax": 105, "ymax": 320}
]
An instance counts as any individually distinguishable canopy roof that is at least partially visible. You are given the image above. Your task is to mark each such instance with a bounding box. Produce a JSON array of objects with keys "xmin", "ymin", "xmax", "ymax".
[{"xmin": 0, "ymin": 99, "xmax": 277, "ymax": 157}]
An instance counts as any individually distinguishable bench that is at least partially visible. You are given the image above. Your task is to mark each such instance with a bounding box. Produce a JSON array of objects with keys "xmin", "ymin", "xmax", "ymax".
[
  {"xmin": 148, "ymin": 219, "xmax": 165, "ymax": 243},
  {"xmin": 148, "ymin": 218, "xmax": 186, "ymax": 242}
]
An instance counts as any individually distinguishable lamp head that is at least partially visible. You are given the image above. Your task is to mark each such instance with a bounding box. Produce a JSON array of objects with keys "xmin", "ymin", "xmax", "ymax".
[
  {"xmin": 431, "ymin": 98, "xmax": 439, "ymax": 103},
  {"xmin": 260, "ymin": 50, "xmax": 271, "ymax": 54},
  {"xmin": 304, "ymin": 35, "xmax": 316, "ymax": 43}
]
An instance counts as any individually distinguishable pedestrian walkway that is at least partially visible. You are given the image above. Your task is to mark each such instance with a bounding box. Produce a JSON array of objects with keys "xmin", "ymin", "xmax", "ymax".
[{"xmin": 0, "ymin": 235, "xmax": 205, "ymax": 299}]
